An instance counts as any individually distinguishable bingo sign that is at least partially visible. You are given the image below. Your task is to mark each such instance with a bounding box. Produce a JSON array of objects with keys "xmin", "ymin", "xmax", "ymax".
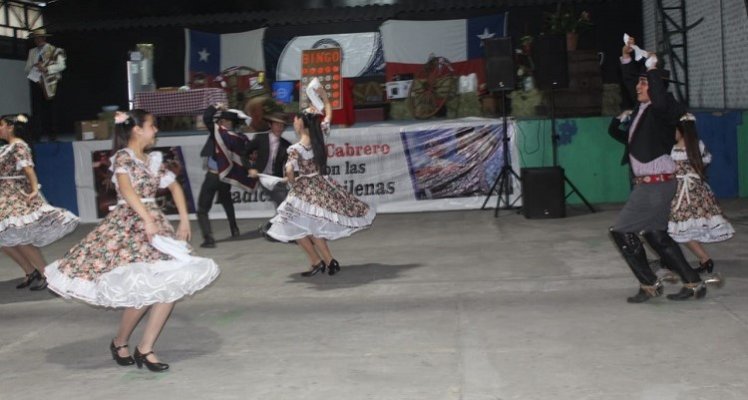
[{"xmin": 300, "ymin": 48, "xmax": 343, "ymax": 110}]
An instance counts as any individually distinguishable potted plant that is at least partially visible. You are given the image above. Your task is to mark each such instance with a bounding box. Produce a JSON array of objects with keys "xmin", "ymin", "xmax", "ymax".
[{"xmin": 545, "ymin": 4, "xmax": 593, "ymax": 51}]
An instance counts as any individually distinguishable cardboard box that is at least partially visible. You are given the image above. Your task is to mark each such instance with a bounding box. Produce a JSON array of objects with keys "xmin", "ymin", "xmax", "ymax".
[{"xmin": 76, "ymin": 120, "xmax": 110, "ymax": 141}]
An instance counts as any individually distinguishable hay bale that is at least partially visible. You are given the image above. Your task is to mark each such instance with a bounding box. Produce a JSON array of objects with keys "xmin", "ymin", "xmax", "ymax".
[
  {"xmin": 509, "ymin": 89, "xmax": 543, "ymax": 117},
  {"xmin": 389, "ymin": 99, "xmax": 413, "ymax": 120},
  {"xmin": 448, "ymin": 92, "xmax": 482, "ymax": 118}
]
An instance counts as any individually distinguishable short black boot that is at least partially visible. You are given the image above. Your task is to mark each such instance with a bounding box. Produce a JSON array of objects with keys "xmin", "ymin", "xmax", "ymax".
[
  {"xmin": 627, "ymin": 283, "xmax": 664, "ymax": 303},
  {"xmin": 197, "ymin": 213, "xmax": 216, "ymax": 248},
  {"xmin": 666, "ymin": 284, "xmax": 707, "ymax": 301},
  {"xmin": 230, "ymin": 223, "xmax": 240, "ymax": 238}
]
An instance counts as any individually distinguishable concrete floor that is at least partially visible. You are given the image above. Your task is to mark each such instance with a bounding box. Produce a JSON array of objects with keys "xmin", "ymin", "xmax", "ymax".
[{"xmin": 1, "ymin": 200, "xmax": 748, "ymax": 400}]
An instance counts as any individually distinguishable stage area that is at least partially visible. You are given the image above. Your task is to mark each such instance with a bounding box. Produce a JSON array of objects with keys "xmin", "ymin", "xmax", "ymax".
[{"xmin": 1, "ymin": 202, "xmax": 748, "ymax": 399}]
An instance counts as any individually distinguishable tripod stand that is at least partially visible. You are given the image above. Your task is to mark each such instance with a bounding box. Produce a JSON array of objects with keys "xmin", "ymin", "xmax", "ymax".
[
  {"xmin": 548, "ymin": 84, "xmax": 595, "ymax": 213},
  {"xmin": 480, "ymin": 89, "xmax": 521, "ymax": 217}
]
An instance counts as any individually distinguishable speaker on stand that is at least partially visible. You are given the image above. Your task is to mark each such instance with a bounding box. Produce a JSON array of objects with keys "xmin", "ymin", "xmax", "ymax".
[
  {"xmin": 521, "ymin": 167, "xmax": 565, "ymax": 218},
  {"xmin": 480, "ymin": 37, "xmax": 521, "ymax": 216},
  {"xmin": 532, "ymin": 34, "xmax": 595, "ymax": 214}
]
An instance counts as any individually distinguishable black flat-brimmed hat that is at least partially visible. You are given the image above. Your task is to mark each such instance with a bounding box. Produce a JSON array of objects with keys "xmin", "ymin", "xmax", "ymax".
[
  {"xmin": 264, "ymin": 112, "xmax": 288, "ymax": 125},
  {"xmin": 215, "ymin": 109, "xmax": 252, "ymax": 126},
  {"xmin": 638, "ymin": 68, "xmax": 682, "ymax": 85}
]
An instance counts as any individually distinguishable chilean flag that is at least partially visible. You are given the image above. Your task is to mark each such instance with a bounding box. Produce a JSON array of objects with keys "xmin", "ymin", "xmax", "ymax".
[
  {"xmin": 380, "ymin": 14, "xmax": 507, "ymax": 86},
  {"xmin": 184, "ymin": 28, "xmax": 266, "ymax": 82}
]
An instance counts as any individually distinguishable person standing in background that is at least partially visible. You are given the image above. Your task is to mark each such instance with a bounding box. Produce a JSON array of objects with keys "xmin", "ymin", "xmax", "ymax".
[
  {"xmin": 247, "ymin": 112, "xmax": 291, "ymax": 236},
  {"xmin": 24, "ymin": 28, "xmax": 66, "ymax": 142}
]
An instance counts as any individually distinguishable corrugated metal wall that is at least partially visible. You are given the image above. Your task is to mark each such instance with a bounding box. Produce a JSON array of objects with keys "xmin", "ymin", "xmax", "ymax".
[{"xmin": 642, "ymin": 0, "xmax": 748, "ymax": 109}]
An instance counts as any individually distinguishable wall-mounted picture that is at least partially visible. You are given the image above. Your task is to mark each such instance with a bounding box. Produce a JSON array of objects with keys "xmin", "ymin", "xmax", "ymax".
[
  {"xmin": 401, "ymin": 124, "xmax": 504, "ymax": 200},
  {"xmin": 91, "ymin": 146, "xmax": 195, "ymax": 218}
]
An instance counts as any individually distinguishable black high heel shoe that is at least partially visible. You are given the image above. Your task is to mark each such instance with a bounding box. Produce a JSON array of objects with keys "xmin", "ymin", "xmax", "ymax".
[
  {"xmin": 110, "ymin": 340, "xmax": 135, "ymax": 366},
  {"xmin": 16, "ymin": 270, "xmax": 41, "ymax": 289},
  {"xmin": 29, "ymin": 276, "xmax": 48, "ymax": 291},
  {"xmin": 134, "ymin": 347, "xmax": 169, "ymax": 372},
  {"xmin": 327, "ymin": 259, "xmax": 341, "ymax": 276},
  {"xmin": 696, "ymin": 259, "xmax": 714, "ymax": 274},
  {"xmin": 301, "ymin": 261, "xmax": 326, "ymax": 277}
]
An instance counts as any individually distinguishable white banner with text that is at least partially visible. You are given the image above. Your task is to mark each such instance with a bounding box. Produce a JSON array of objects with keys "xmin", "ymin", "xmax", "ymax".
[{"xmin": 72, "ymin": 118, "xmax": 520, "ymax": 223}]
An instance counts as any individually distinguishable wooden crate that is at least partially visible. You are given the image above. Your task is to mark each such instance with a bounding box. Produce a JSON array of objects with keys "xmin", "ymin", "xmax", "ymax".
[{"xmin": 552, "ymin": 50, "xmax": 602, "ymax": 117}]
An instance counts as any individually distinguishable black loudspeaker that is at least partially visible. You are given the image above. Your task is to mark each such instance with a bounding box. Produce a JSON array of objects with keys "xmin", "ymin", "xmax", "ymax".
[
  {"xmin": 521, "ymin": 167, "xmax": 566, "ymax": 219},
  {"xmin": 533, "ymin": 35, "xmax": 569, "ymax": 90},
  {"xmin": 484, "ymin": 37, "xmax": 515, "ymax": 91}
]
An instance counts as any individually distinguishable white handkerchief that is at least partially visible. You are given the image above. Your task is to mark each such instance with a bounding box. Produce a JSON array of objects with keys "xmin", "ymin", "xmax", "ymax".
[
  {"xmin": 27, "ymin": 68, "xmax": 42, "ymax": 83},
  {"xmin": 306, "ymin": 77, "xmax": 324, "ymax": 112},
  {"xmin": 623, "ymin": 33, "xmax": 649, "ymax": 61},
  {"xmin": 258, "ymin": 173, "xmax": 284, "ymax": 190},
  {"xmin": 151, "ymin": 235, "xmax": 192, "ymax": 261}
]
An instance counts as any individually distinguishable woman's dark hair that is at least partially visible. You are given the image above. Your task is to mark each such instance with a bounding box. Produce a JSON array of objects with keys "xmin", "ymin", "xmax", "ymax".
[
  {"xmin": 677, "ymin": 120, "xmax": 706, "ymax": 179},
  {"xmin": 296, "ymin": 111, "xmax": 328, "ymax": 173},
  {"xmin": 113, "ymin": 109, "xmax": 151, "ymax": 151},
  {"xmin": 1, "ymin": 114, "xmax": 32, "ymax": 143}
]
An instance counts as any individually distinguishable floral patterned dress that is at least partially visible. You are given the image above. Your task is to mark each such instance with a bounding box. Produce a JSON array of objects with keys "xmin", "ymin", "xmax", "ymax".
[
  {"xmin": 668, "ymin": 141, "xmax": 734, "ymax": 243},
  {"xmin": 46, "ymin": 148, "xmax": 220, "ymax": 308},
  {"xmin": 0, "ymin": 141, "xmax": 78, "ymax": 246},
  {"xmin": 267, "ymin": 143, "xmax": 375, "ymax": 242}
]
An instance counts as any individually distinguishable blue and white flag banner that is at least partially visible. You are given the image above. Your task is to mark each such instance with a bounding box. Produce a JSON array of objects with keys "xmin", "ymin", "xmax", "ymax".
[{"xmin": 184, "ymin": 28, "xmax": 266, "ymax": 82}]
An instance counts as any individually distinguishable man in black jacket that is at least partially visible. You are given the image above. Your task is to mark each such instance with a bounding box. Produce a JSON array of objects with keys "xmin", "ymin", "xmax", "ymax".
[
  {"xmin": 608, "ymin": 37, "xmax": 704, "ymax": 303},
  {"xmin": 197, "ymin": 105, "xmax": 250, "ymax": 248},
  {"xmin": 247, "ymin": 112, "xmax": 292, "ymax": 235}
]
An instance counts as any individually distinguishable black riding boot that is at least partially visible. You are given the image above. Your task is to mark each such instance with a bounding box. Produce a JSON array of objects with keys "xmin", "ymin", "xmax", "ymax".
[
  {"xmin": 197, "ymin": 213, "xmax": 216, "ymax": 248},
  {"xmin": 610, "ymin": 229, "xmax": 662, "ymax": 303},
  {"xmin": 642, "ymin": 230, "xmax": 706, "ymax": 300}
]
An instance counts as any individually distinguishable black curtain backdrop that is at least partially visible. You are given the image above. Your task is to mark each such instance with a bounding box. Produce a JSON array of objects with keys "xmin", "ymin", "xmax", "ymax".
[
  {"xmin": 45, "ymin": 1, "xmax": 642, "ymax": 134},
  {"xmin": 48, "ymin": 27, "xmax": 186, "ymax": 134}
]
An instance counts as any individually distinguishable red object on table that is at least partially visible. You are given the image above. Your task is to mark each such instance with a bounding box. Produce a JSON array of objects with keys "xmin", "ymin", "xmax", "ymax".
[
  {"xmin": 134, "ymin": 88, "xmax": 228, "ymax": 117},
  {"xmin": 331, "ymin": 79, "xmax": 355, "ymax": 126}
]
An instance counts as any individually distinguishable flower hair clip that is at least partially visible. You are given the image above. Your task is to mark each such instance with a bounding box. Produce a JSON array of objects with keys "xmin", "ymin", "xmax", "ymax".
[
  {"xmin": 114, "ymin": 111, "xmax": 130, "ymax": 125},
  {"xmin": 16, "ymin": 114, "xmax": 28, "ymax": 123},
  {"xmin": 679, "ymin": 113, "xmax": 696, "ymax": 122}
]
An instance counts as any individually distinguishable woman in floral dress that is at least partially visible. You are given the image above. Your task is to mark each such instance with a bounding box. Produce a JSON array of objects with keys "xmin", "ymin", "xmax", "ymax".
[
  {"xmin": 668, "ymin": 113, "xmax": 734, "ymax": 276},
  {"xmin": 266, "ymin": 88, "xmax": 375, "ymax": 276},
  {"xmin": 46, "ymin": 110, "xmax": 220, "ymax": 372},
  {"xmin": 0, "ymin": 114, "xmax": 78, "ymax": 290}
]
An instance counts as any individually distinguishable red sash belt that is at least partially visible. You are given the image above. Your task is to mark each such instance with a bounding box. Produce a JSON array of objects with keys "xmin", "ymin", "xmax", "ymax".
[{"xmin": 633, "ymin": 173, "xmax": 675, "ymax": 185}]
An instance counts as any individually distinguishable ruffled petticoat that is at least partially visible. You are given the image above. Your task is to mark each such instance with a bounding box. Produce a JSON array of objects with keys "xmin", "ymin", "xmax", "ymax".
[
  {"xmin": 668, "ymin": 215, "xmax": 735, "ymax": 243},
  {"xmin": 0, "ymin": 204, "xmax": 78, "ymax": 247},
  {"xmin": 46, "ymin": 235, "xmax": 220, "ymax": 309},
  {"xmin": 268, "ymin": 196, "xmax": 376, "ymax": 242}
]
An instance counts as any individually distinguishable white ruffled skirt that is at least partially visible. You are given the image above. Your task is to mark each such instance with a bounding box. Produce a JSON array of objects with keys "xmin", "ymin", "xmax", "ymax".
[
  {"xmin": 268, "ymin": 196, "xmax": 376, "ymax": 242},
  {"xmin": 0, "ymin": 204, "xmax": 79, "ymax": 247},
  {"xmin": 46, "ymin": 236, "xmax": 220, "ymax": 309},
  {"xmin": 668, "ymin": 215, "xmax": 735, "ymax": 243}
]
